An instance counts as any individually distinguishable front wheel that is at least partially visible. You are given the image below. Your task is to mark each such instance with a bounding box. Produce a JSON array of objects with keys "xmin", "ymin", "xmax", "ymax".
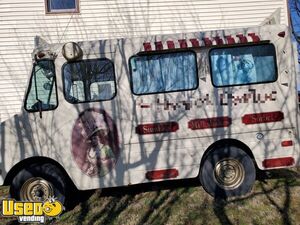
[
  {"xmin": 10, "ymin": 163, "xmax": 67, "ymax": 204},
  {"xmin": 200, "ymin": 145, "xmax": 256, "ymax": 198}
]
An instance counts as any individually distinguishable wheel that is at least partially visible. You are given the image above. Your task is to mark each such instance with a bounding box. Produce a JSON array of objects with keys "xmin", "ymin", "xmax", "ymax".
[
  {"xmin": 200, "ymin": 145, "xmax": 256, "ymax": 198},
  {"xmin": 10, "ymin": 163, "xmax": 67, "ymax": 204}
]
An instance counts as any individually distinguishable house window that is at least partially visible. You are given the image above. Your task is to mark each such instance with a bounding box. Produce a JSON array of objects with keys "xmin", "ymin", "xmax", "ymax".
[
  {"xmin": 45, "ymin": 0, "xmax": 79, "ymax": 13},
  {"xmin": 129, "ymin": 51, "xmax": 198, "ymax": 95},
  {"xmin": 209, "ymin": 44, "xmax": 277, "ymax": 87}
]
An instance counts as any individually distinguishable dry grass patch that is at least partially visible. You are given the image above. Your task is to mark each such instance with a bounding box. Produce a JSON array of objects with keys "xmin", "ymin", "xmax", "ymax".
[{"xmin": 0, "ymin": 168, "xmax": 299, "ymax": 225}]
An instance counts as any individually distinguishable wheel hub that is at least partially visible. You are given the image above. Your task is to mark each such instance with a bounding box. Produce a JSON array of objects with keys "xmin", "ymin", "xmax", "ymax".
[
  {"xmin": 214, "ymin": 158, "xmax": 245, "ymax": 190},
  {"xmin": 20, "ymin": 177, "xmax": 54, "ymax": 202}
]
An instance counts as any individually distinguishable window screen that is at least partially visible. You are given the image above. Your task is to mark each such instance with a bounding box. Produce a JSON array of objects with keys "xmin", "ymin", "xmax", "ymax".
[
  {"xmin": 210, "ymin": 44, "xmax": 277, "ymax": 87},
  {"xmin": 25, "ymin": 60, "xmax": 58, "ymax": 112},
  {"xmin": 130, "ymin": 51, "xmax": 198, "ymax": 95},
  {"xmin": 63, "ymin": 59, "xmax": 116, "ymax": 103}
]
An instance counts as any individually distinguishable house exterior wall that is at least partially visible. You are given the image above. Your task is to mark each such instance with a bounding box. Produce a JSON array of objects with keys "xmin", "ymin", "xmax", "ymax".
[{"xmin": 0, "ymin": 0, "xmax": 288, "ymax": 121}]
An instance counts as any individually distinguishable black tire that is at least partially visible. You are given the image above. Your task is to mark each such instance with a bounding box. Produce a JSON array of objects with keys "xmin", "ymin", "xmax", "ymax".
[
  {"xmin": 10, "ymin": 163, "xmax": 67, "ymax": 204},
  {"xmin": 200, "ymin": 145, "xmax": 256, "ymax": 198}
]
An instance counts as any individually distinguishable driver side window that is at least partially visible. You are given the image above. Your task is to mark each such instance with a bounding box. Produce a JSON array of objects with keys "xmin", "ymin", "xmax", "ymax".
[{"xmin": 25, "ymin": 60, "xmax": 58, "ymax": 112}]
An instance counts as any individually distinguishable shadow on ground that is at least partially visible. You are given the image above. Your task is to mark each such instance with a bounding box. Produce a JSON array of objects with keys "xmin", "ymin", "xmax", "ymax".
[{"xmin": 5, "ymin": 168, "xmax": 300, "ymax": 225}]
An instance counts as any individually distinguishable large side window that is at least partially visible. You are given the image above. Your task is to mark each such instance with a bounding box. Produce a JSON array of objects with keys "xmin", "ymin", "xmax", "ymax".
[
  {"xmin": 129, "ymin": 51, "xmax": 198, "ymax": 95},
  {"xmin": 25, "ymin": 60, "xmax": 58, "ymax": 112},
  {"xmin": 63, "ymin": 58, "xmax": 116, "ymax": 103},
  {"xmin": 210, "ymin": 44, "xmax": 277, "ymax": 87}
]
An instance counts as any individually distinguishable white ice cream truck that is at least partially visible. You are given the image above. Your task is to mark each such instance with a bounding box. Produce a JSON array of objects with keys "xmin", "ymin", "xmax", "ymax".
[{"xmin": 0, "ymin": 24, "xmax": 299, "ymax": 204}]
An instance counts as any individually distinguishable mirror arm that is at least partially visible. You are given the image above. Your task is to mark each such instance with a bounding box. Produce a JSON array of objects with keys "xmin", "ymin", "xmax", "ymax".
[{"xmin": 37, "ymin": 99, "xmax": 43, "ymax": 119}]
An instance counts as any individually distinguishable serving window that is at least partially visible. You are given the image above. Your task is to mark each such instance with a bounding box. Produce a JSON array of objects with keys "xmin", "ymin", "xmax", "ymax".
[
  {"xmin": 209, "ymin": 44, "xmax": 277, "ymax": 87},
  {"xmin": 129, "ymin": 51, "xmax": 198, "ymax": 95}
]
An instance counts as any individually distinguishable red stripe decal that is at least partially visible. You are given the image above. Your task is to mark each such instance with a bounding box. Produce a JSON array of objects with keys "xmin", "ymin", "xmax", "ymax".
[
  {"xmin": 167, "ymin": 40, "xmax": 175, "ymax": 49},
  {"xmin": 178, "ymin": 39, "xmax": 188, "ymax": 48},
  {"xmin": 281, "ymin": 140, "xmax": 293, "ymax": 147},
  {"xmin": 146, "ymin": 169, "xmax": 179, "ymax": 180},
  {"xmin": 248, "ymin": 33, "xmax": 260, "ymax": 42},
  {"xmin": 263, "ymin": 157, "xmax": 295, "ymax": 168},
  {"xmin": 190, "ymin": 38, "xmax": 200, "ymax": 47},
  {"xmin": 203, "ymin": 37, "xmax": 212, "ymax": 46},
  {"xmin": 214, "ymin": 36, "xmax": 224, "ymax": 45},
  {"xmin": 236, "ymin": 34, "xmax": 248, "ymax": 43},
  {"xmin": 140, "ymin": 104, "xmax": 150, "ymax": 108},
  {"xmin": 136, "ymin": 122, "xmax": 179, "ymax": 135},
  {"xmin": 242, "ymin": 111, "xmax": 284, "ymax": 125},
  {"xmin": 225, "ymin": 35, "xmax": 235, "ymax": 44},
  {"xmin": 155, "ymin": 41, "xmax": 163, "ymax": 50},
  {"xmin": 188, "ymin": 117, "xmax": 232, "ymax": 130},
  {"xmin": 143, "ymin": 42, "xmax": 152, "ymax": 51}
]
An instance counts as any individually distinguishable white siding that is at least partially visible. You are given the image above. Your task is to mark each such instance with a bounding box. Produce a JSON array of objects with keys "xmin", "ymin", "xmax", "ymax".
[{"xmin": 0, "ymin": 0, "xmax": 288, "ymax": 121}]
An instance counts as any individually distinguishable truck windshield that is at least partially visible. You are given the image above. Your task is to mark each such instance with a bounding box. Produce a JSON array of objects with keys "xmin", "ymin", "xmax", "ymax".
[{"xmin": 25, "ymin": 60, "xmax": 58, "ymax": 112}]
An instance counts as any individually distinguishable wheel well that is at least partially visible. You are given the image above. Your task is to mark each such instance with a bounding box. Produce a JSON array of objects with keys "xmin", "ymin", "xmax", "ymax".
[
  {"xmin": 200, "ymin": 139, "xmax": 257, "ymax": 168},
  {"xmin": 4, "ymin": 157, "xmax": 76, "ymax": 189}
]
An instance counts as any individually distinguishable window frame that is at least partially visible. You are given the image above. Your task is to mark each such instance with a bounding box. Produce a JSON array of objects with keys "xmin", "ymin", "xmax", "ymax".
[
  {"xmin": 129, "ymin": 50, "xmax": 199, "ymax": 96},
  {"xmin": 45, "ymin": 0, "xmax": 80, "ymax": 14},
  {"xmin": 208, "ymin": 42, "xmax": 278, "ymax": 88},
  {"xmin": 62, "ymin": 58, "xmax": 117, "ymax": 104},
  {"xmin": 24, "ymin": 59, "xmax": 59, "ymax": 113}
]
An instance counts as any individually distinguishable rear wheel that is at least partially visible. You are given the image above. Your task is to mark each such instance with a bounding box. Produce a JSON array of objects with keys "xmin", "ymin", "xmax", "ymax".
[
  {"xmin": 10, "ymin": 163, "xmax": 67, "ymax": 204},
  {"xmin": 200, "ymin": 145, "xmax": 256, "ymax": 198}
]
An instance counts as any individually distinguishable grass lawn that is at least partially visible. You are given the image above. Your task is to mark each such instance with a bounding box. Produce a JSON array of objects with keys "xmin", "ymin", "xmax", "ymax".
[{"xmin": 0, "ymin": 168, "xmax": 299, "ymax": 225}]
